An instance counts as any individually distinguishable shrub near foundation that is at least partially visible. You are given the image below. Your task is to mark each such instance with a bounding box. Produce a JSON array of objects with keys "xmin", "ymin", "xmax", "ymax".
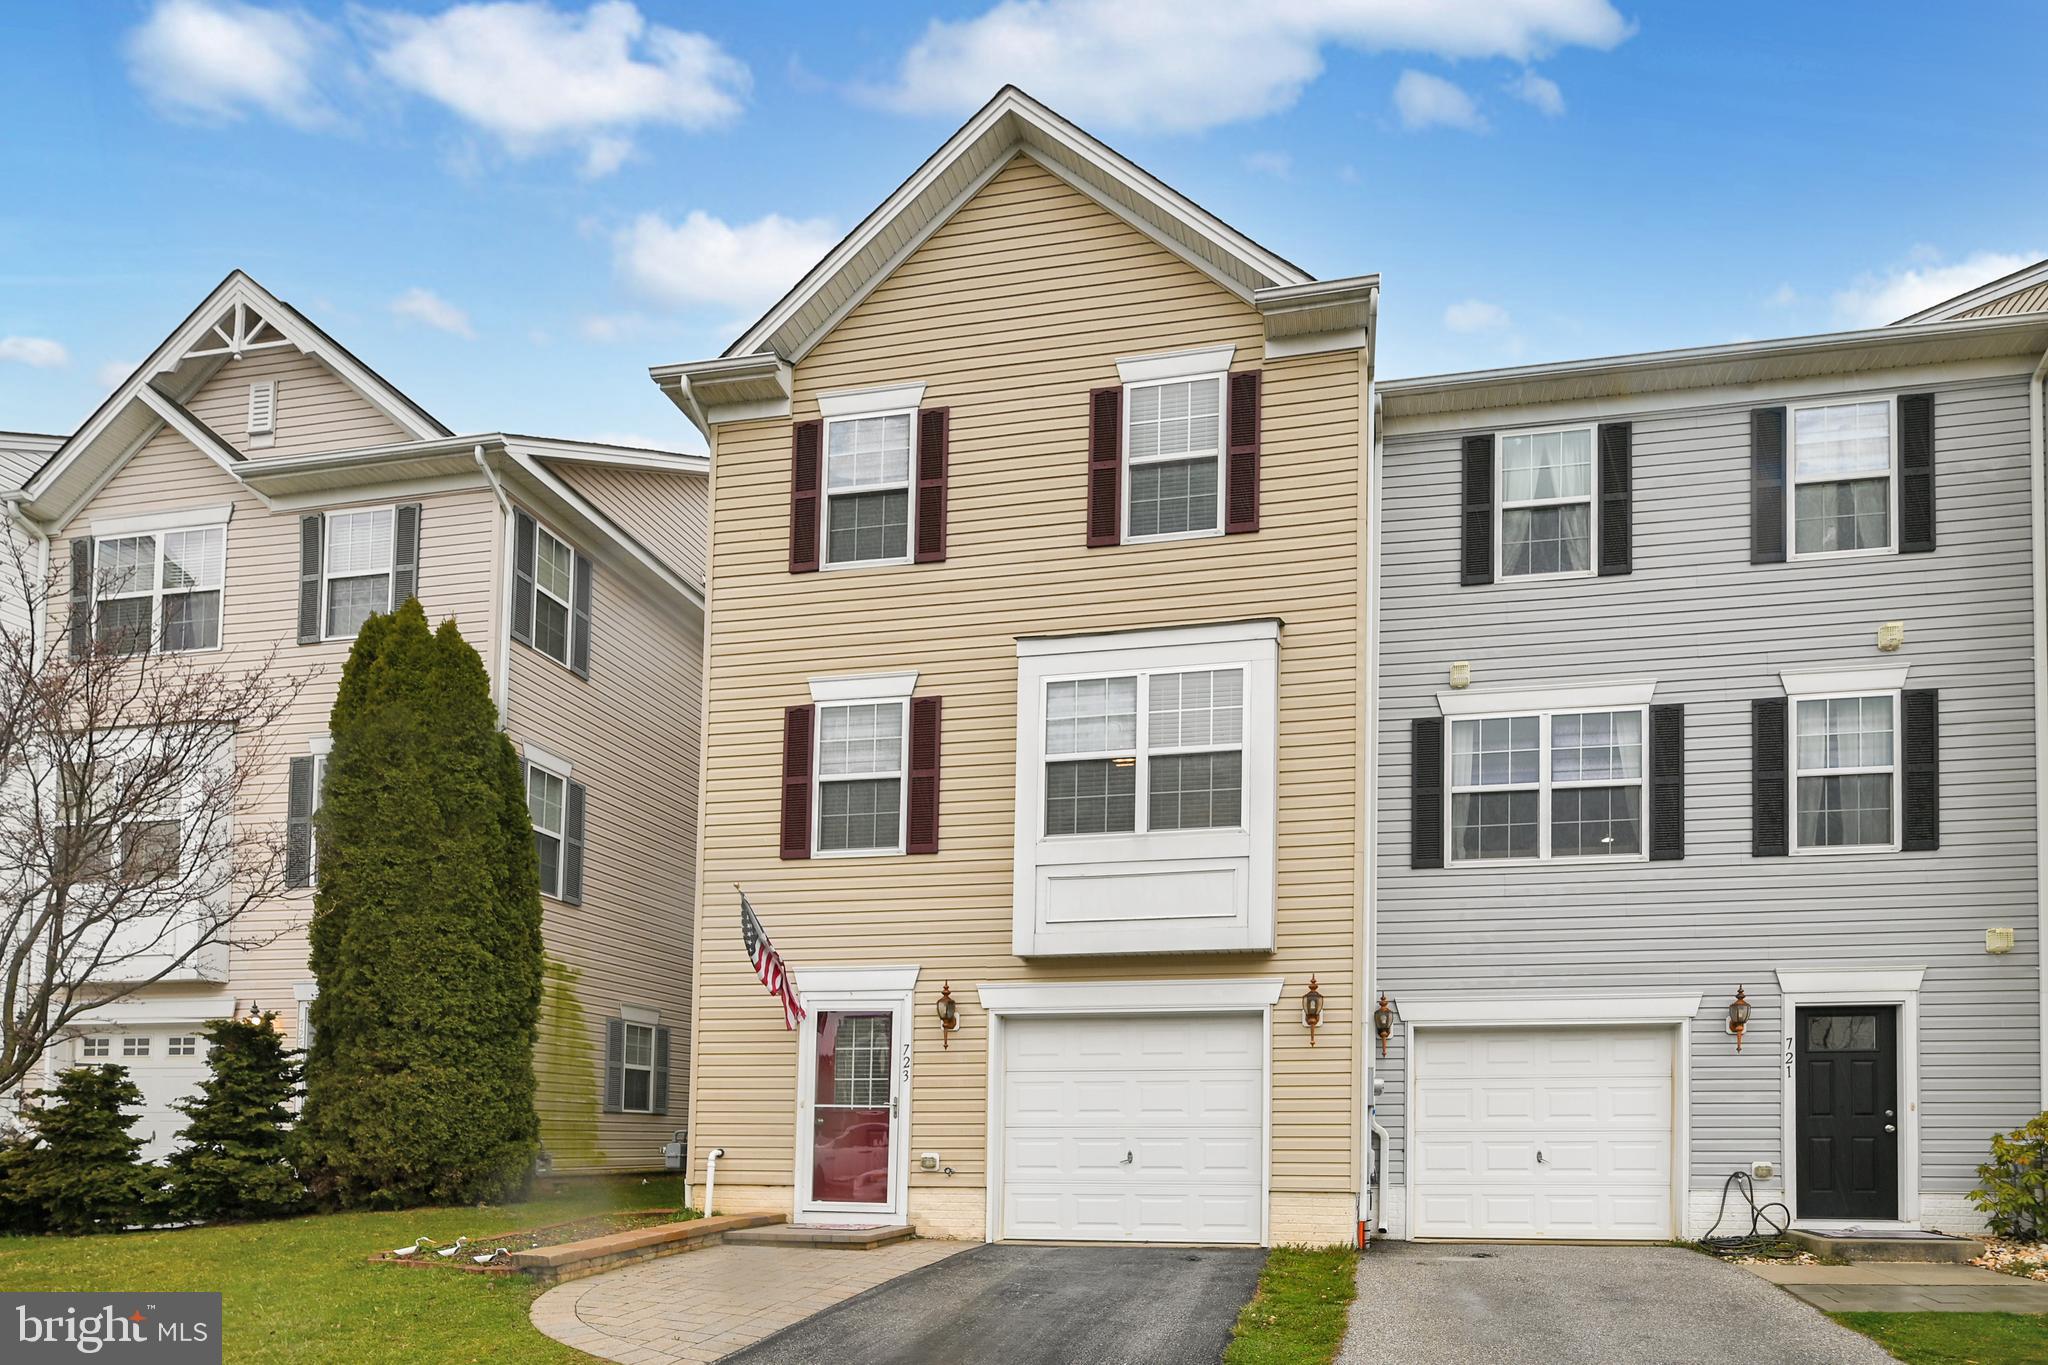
[{"xmin": 1971, "ymin": 1111, "xmax": 2048, "ymax": 1241}]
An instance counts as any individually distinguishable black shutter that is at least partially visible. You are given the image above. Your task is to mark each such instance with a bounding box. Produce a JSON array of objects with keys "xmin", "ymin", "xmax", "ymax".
[
  {"xmin": 1899, "ymin": 393, "xmax": 1936, "ymax": 555},
  {"xmin": 569, "ymin": 552, "xmax": 593, "ymax": 679},
  {"xmin": 603, "ymin": 1017, "xmax": 624, "ymax": 1113},
  {"xmin": 1411, "ymin": 716, "xmax": 1446, "ymax": 868},
  {"xmin": 1597, "ymin": 422, "xmax": 1633, "ymax": 576},
  {"xmin": 1751, "ymin": 697, "xmax": 1789, "ymax": 857},
  {"xmin": 561, "ymin": 779, "xmax": 587, "ymax": 903},
  {"xmin": 511, "ymin": 510, "xmax": 536, "ymax": 645},
  {"xmin": 285, "ymin": 754, "xmax": 316, "ymax": 888},
  {"xmin": 68, "ymin": 538, "xmax": 93, "ymax": 657},
  {"xmin": 1460, "ymin": 435, "xmax": 1494, "ymax": 585},
  {"xmin": 1648, "ymin": 703, "xmax": 1684, "ymax": 861},
  {"xmin": 392, "ymin": 503, "xmax": 422, "ymax": 606},
  {"xmin": 1750, "ymin": 407, "xmax": 1787, "ymax": 564},
  {"xmin": 1901, "ymin": 689, "xmax": 1940, "ymax": 851},
  {"xmin": 652, "ymin": 1026, "xmax": 671, "ymax": 1115},
  {"xmin": 297, "ymin": 514, "xmax": 323, "ymax": 643}
]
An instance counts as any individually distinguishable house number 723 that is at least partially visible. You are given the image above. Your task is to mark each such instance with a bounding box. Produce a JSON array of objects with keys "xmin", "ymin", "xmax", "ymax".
[{"xmin": 900, "ymin": 1042, "xmax": 912, "ymax": 1083}]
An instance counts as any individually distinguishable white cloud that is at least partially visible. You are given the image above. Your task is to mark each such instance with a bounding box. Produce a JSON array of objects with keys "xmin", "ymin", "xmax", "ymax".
[
  {"xmin": 1766, "ymin": 283, "xmax": 1800, "ymax": 308},
  {"xmin": 613, "ymin": 211, "xmax": 838, "ymax": 314},
  {"xmin": 1243, "ymin": 151, "xmax": 1292, "ymax": 179},
  {"xmin": 124, "ymin": 0, "xmax": 334, "ymax": 128},
  {"xmin": 1444, "ymin": 299, "xmax": 1511, "ymax": 332},
  {"xmin": 1394, "ymin": 70, "xmax": 1487, "ymax": 132},
  {"xmin": 97, "ymin": 360, "xmax": 136, "ymax": 389},
  {"xmin": 870, "ymin": 0, "xmax": 1629, "ymax": 132},
  {"xmin": 1832, "ymin": 249, "xmax": 2039, "ymax": 327},
  {"xmin": 1507, "ymin": 68, "xmax": 1564, "ymax": 116},
  {"xmin": 0, "ymin": 337, "xmax": 69, "ymax": 369},
  {"xmin": 390, "ymin": 287, "xmax": 476, "ymax": 339},
  {"xmin": 362, "ymin": 1, "xmax": 748, "ymax": 176}
]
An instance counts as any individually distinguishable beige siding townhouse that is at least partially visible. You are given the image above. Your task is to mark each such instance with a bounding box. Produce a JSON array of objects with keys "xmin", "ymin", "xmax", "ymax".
[
  {"xmin": 654, "ymin": 88, "xmax": 1377, "ymax": 1245},
  {"xmin": 11, "ymin": 272, "xmax": 705, "ymax": 1171}
]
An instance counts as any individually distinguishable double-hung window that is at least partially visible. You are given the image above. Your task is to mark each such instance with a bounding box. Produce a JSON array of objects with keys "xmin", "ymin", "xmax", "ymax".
[
  {"xmin": 322, "ymin": 508, "xmax": 394, "ymax": 639},
  {"xmin": 1448, "ymin": 707, "xmax": 1646, "ymax": 862},
  {"xmin": 815, "ymin": 701, "xmax": 907, "ymax": 854},
  {"xmin": 1790, "ymin": 399, "xmax": 1894, "ymax": 557},
  {"xmin": 531, "ymin": 523, "xmax": 575, "ymax": 664},
  {"xmin": 823, "ymin": 411, "xmax": 914, "ymax": 567},
  {"xmin": 619, "ymin": 1020, "xmax": 656, "ymax": 1113},
  {"xmin": 1792, "ymin": 693, "xmax": 1897, "ymax": 851},
  {"xmin": 1043, "ymin": 667, "xmax": 1245, "ymax": 836},
  {"xmin": 529, "ymin": 764, "xmax": 567, "ymax": 896},
  {"xmin": 93, "ymin": 527, "xmax": 226, "ymax": 653},
  {"xmin": 1124, "ymin": 374, "xmax": 1224, "ymax": 541},
  {"xmin": 1497, "ymin": 426, "xmax": 1594, "ymax": 578}
]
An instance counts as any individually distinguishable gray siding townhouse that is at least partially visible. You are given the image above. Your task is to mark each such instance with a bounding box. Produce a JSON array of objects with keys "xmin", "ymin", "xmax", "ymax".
[{"xmin": 1369, "ymin": 281, "xmax": 2048, "ymax": 1241}]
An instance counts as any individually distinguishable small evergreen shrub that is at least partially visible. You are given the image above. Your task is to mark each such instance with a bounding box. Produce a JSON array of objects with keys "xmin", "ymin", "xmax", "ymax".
[
  {"xmin": 2, "ymin": 1065, "xmax": 157, "ymax": 1233},
  {"xmin": 1973, "ymin": 1110, "xmax": 2048, "ymax": 1241},
  {"xmin": 162, "ymin": 1013, "xmax": 307, "ymax": 1222}
]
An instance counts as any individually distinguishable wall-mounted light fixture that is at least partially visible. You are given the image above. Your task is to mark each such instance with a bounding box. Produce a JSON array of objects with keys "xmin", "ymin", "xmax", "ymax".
[
  {"xmin": 1301, "ymin": 976, "xmax": 1325, "ymax": 1045},
  {"xmin": 1448, "ymin": 661, "xmax": 1472, "ymax": 690},
  {"xmin": 1877, "ymin": 621, "xmax": 1905, "ymax": 653},
  {"xmin": 1727, "ymin": 987, "xmax": 1751, "ymax": 1051},
  {"xmin": 935, "ymin": 982, "xmax": 959, "ymax": 1048},
  {"xmin": 1373, "ymin": 993, "xmax": 1397, "ymax": 1056}
]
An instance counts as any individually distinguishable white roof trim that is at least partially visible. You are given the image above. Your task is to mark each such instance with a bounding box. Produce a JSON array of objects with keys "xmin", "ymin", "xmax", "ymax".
[
  {"xmin": 1437, "ymin": 678, "xmax": 1658, "ymax": 717},
  {"xmin": 1896, "ymin": 257, "xmax": 2048, "ymax": 324},
  {"xmin": 132, "ymin": 386, "xmax": 248, "ymax": 484}
]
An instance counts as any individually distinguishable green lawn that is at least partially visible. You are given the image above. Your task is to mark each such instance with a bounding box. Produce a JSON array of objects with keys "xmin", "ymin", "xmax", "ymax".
[
  {"xmin": 0, "ymin": 1175, "xmax": 688, "ymax": 1364},
  {"xmin": 1225, "ymin": 1246, "xmax": 1359, "ymax": 1365},
  {"xmin": 1833, "ymin": 1312, "xmax": 2048, "ymax": 1365}
]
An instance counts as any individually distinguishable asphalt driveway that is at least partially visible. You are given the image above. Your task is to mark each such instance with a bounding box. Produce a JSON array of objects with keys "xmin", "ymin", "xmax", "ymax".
[
  {"xmin": 1340, "ymin": 1242, "xmax": 1897, "ymax": 1365},
  {"xmin": 722, "ymin": 1243, "xmax": 1266, "ymax": 1365}
]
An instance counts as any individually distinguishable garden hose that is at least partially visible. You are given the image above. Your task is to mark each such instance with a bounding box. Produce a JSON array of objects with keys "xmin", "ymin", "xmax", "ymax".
[{"xmin": 1697, "ymin": 1170, "xmax": 1791, "ymax": 1255}]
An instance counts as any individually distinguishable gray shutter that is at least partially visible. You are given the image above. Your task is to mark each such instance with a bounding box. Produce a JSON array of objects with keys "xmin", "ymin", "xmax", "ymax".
[
  {"xmin": 1411, "ymin": 717, "xmax": 1445, "ymax": 868},
  {"xmin": 561, "ymin": 780, "xmax": 586, "ymax": 905},
  {"xmin": 1901, "ymin": 689, "xmax": 1940, "ymax": 851},
  {"xmin": 1751, "ymin": 697, "xmax": 1789, "ymax": 857},
  {"xmin": 67, "ymin": 539, "xmax": 93, "ymax": 657},
  {"xmin": 297, "ymin": 514, "xmax": 324, "ymax": 643},
  {"xmin": 285, "ymin": 755, "xmax": 316, "ymax": 888},
  {"xmin": 1596, "ymin": 422, "xmax": 1632, "ymax": 576},
  {"xmin": 652, "ymin": 1026, "xmax": 671, "ymax": 1115},
  {"xmin": 1750, "ymin": 408, "xmax": 1787, "ymax": 564},
  {"xmin": 512, "ymin": 510, "xmax": 536, "ymax": 645},
  {"xmin": 603, "ymin": 1017, "xmax": 624, "ymax": 1113},
  {"xmin": 392, "ymin": 503, "xmax": 422, "ymax": 606},
  {"xmin": 569, "ymin": 552, "xmax": 593, "ymax": 679},
  {"xmin": 1648, "ymin": 704, "xmax": 1684, "ymax": 861},
  {"xmin": 1459, "ymin": 435, "xmax": 1494, "ymax": 585},
  {"xmin": 1898, "ymin": 393, "xmax": 1936, "ymax": 555}
]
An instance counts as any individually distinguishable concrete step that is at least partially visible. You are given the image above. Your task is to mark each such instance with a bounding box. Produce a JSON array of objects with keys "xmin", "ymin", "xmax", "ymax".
[
  {"xmin": 1786, "ymin": 1229, "xmax": 1984, "ymax": 1263},
  {"xmin": 724, "ymin": 1222, "xmax": 916, "ymax": 1250}
]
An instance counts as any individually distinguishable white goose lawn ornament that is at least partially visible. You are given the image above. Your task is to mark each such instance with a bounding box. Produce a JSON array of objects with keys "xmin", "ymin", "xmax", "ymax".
[
  {"xmin": 390, "ymin": 1237, "xmax": 433, "ymax": 1258},
  {"xmin": 472, "ymin": 1248, "xmax": 511, "ymax": 1265},
  {"xmin": 432, "ymin": 1237, "xmax": 470, "ymax": 1259}
]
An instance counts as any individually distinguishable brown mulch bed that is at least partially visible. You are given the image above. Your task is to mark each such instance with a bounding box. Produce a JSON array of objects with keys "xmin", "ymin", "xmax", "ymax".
[{"xmin": 372, "ymin": 1207, "xmax": 697, "ymax": 1274}]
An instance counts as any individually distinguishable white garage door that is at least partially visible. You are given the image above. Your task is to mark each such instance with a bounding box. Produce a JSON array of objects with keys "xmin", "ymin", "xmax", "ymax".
[
  {"xmin": 1411, "ymin": 1025, "xmax": 1675, "ymax": 1240},
  {"xmin": 1000, "ymin": 1014, "xmax": 1263, "ymax": 1244},
  {"xmin": 71, "ymin": 1029, "xmax": 212, "ymax": 1163}
]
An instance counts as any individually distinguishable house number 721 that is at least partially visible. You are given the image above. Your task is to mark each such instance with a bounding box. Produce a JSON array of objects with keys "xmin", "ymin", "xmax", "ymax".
[{"xmin": 1783, "ymin": 1033, "xmax": 1795, "ymax": 1079}]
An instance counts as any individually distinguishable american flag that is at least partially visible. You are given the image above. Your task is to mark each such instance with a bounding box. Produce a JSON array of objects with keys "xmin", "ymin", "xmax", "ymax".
[{"xmin": 739, "ymin": 889, "xmax": 806, "ymax": 1031}]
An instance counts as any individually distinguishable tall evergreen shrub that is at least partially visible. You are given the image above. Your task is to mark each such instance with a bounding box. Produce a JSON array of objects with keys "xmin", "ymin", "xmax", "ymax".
[
  {"xmin": 0, "ymin": 1065, "xmax": 156, "ymax": 1233},
  {"xmin": 162, "ymin": 1013, "xmax": 306, "ymax": 1221}
]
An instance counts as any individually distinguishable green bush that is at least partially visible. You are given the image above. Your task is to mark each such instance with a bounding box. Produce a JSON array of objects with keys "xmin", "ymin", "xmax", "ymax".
[
  {"xmin": 162, "ymin": 1013, "xmax": 306, "ymax": 1222},
  {"xmin": 294, "ymin": 601, "xmax": 542, "ymax": 1209},
  {"xmin": 0, "ymin": 1065, "xmax": 157, "ymax": 1233},
  {"xmin": 1972, "ymin": 1110, "xmax": 2048, "ymax": 1240}
]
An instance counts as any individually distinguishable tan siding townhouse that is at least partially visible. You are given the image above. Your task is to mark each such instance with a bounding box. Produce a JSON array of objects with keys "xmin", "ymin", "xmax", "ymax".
[
  {"xmin": 12, "ymin": 272, "xmax": 705, "ymax": 1171},
  {"xmin": 655, "ymin": 88, "xmax": 1377, "ymax": 1245}
]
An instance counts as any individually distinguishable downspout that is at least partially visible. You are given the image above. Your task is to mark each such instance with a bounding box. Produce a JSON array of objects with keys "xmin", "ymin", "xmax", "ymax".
[
  {"xmin": 1358, "ymin": 286, "xmax": 1382, "ymax": 1246},
  {"xmin": 2031, "ymin": 347, "xmax": 2048, "ymax": 1109},
  {"xmin": 474, "ymin": 446, "xmax": 515, "ymax": 725}
]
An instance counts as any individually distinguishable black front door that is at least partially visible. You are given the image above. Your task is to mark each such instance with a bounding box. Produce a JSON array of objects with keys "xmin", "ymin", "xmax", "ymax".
[{"xmin": 1795, "ymin": 1007, "xmax": 1899, "ymax": 1220}]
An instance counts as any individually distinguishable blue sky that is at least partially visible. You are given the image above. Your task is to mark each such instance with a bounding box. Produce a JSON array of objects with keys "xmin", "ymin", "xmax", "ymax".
[{"xmin": 1, "ymin": 1, "xmax": 2042, "ymax": 454}]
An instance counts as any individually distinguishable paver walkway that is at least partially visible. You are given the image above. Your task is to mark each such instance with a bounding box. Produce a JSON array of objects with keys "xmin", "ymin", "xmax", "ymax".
[
  {"xmin": 530, "ymin": 1239, "xmax": 972, "ymax": 1365},
  {"xmin": 1739, "ymin": 1259, "xmax": 2048, "ymax": 1313}
]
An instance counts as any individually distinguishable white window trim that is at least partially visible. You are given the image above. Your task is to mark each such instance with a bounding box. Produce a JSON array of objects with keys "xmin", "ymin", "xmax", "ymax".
[
  {"xmin": 1785, "ymin": 394, "xmax": 1900, "ymax": 563},
  {"xmin": 817, "ymin": 382, "xmax": 927, "ymax": 417},
  {"xmin": 294, "ymin": 980, "xmax": 317, "ymax": 1050},
  {"xmin": 1121, "ymin": 369, "xmax": 1227, "ymax": 546},
  {"xmin": 1774, "ymin": 967, "xmax": 1922, "ymax": 1227},
  {"xmin": 1494, "ymin": 422, "xmax": 1598, "ymax": 582},
  {"xmin": 811, "ymin": 696, "xmax": 910, "ymax": 859},
  {"xmin": 93, "ymin": 524, "xmax": 230, "ymax": 655},
  {"xmin": 1787, "ymin": 686, "xmax": 1902, "ymax": 856},
  {"xmin": 620, "ymin": 1003, "xmax": 659, "ymax": 1026},
  {"xmin": 1444, "ymin": 702, "xmax": 1652, "ymax": 867},
  {"xmin": 530, "ymin": 520, "xmax": 577, "ymax": 665},
  {"xmin": 809, "ymin": 671, "xmax": 918, "ymax": 705},
  {"xmin": 1115, "ymin": 344, "xmax": 1236, "ymax": 385},
  {"xmin": 90, "ymin": 505, "xmax": 233, "ymax": 538},
  {"xmin": 619, "ymin": 1016, "xmax": 657, "ymax": 1115},
  {"xmin": 528, "ymin": 763, "xmax": 568, "ymax": 897},
  {"xmin": 321, "ymin": 504, "xmax": 397, "ymax": 642},
  {"xmin": 820, "ymin": 405, "xmax": 919, "ymax": 572},
  {"xmin": 522, "ymin": 743, "xmax": 573, "ymax": 779},
  {"xmin": 1437, "ymin": 678, "xmax": 1658, "ymax": 718},
  {"xmin": 1779, "ymin": 663, "xmax": 1911, "ymax": 697},
  {"xmin": 1036, "ymin": 663, "xmax": 1248, "ymax": 841}
]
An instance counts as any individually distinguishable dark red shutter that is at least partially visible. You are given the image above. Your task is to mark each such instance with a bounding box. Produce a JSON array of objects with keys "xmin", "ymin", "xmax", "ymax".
[
  {"xmin": 915, "ymin": 408, "xmax": 949, "ymax": 563},
  {"xmin": 789, "ymin": 420, "xmax": 822, "ymax": 573},
  {"xmin": 779, "ymin": 704, "xmax": 814, "ymax": 859},
  {"xmin": 906, "ymin": 696, "xmax": 942, "ymax": 854},
  {"xmin": 1086, "ymin": 387, "xmax": 1121, "ymax": 546},
  {"xmin": 1225, "ymin": 369, "xmax": 1262, "ymax": 534}
]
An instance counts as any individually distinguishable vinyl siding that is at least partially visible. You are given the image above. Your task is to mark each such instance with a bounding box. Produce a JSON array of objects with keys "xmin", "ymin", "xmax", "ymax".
[
  {"xmin": 552, "ymin": 462, "xmax": 708, "ymax": 584},
  {"xmin": 1375, "ymin": 373, "xmax": 2040, "ymax": 1200},
  {"xmin": 1959, "ymin": 279, "xmax": 2048, "ymax": 319},
  {"xmin": 183, "ymin": 350, "xmax": 411, "ymax": 457},
  {"xmin": 692, "ymin": 155, "xmax": 1366, "ymax": 1222}
]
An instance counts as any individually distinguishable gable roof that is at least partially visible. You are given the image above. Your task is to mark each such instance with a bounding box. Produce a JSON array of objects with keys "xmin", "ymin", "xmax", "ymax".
[{"xmin": 1896, "ymin": 257, "xmax": 2048, "ymax": 324}]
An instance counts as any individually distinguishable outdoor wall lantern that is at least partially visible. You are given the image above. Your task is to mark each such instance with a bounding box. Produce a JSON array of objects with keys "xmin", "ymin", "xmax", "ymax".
[
  {"xmin": 1301, "ymin": 977, "xmax": 1325, "ymax": 1044},
  {"xmin": 1373, "ymin": 993, "xmax": 1397, "ymax": 1056},
  {"xmin": 1727, "ymin": 987, "xmax": 1752, "ymax": 1051},
  {"xmin": 935, "ymin": 982, "xmax": 959, "ymax": 1048}
]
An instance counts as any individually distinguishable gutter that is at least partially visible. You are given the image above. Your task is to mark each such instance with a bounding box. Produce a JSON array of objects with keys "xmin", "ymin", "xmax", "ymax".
[
  {"xmin": 474, "ymin": 446, "xmax": 516, "ymax": 726},
  {"xmin": 2033, "ymin": 347, "xmax": 2048, "ymax": 1108},
  {"xmin": 1362, "ymin": 289, "xmax": 1385, "ymax": 1241}
]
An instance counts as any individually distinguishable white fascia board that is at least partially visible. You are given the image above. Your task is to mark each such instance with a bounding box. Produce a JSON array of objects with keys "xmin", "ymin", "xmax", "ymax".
[
  {"xmin": 1398, "ymin": 994, "xmax": 1703, "ymax": 1026},
  {"xmin": 1775, "ymin": 968, "xmax": 1926, "ymax": 995},
  {"xmin": 977, "ymin": 977, "xmax": 1284, "ymax": 1014},
  {"xmin": 810, "ymin": 670, "xmax": 919, "ymax": 704},
  {"xmin": 817, "ymin": 382, "xmax": 928, "ymax": 418},
  {"xmin": 1437, "ymin": 678, "xmax": 1658, "ymax": 717},
  {"xmin": 1779, "ymin": 663, "xmax": 1911, "ymax": 696},
  {"xmin": 133, "ymin": 387, "xmax": 247, "ymax": 484},
  {"xmin": 510, "ymin": 436, "xmax": 708, "ymax": 475},
  {"xmin": 90, "ymin": 503, "xmax": 234, "ymax": 537},
  {"xmin": 1116, "ymin": 344, "xmax": 1235, "ymax": 385},
  {"xmin": 1017, "ymin": 617, "xmax": 1280, "ymax": 660}
]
